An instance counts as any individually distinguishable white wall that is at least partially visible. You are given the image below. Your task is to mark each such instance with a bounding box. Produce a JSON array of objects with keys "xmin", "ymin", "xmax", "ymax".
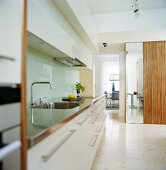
[
  {"xmin": 99, "ymin": 29, "xmax": 166, "ymax": 43},
  {"xmin": 99, "ymin": 43, "xmax": 125, "ymax": 54},
  {"xmin": 95, "ymin": 57, "xmax": 102, "ymax": 96}
]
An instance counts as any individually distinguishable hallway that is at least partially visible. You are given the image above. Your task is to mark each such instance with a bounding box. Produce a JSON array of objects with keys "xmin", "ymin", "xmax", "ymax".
[{"xmin": 91, "ymin": 110, "xmax": 166, "ymax": 170}]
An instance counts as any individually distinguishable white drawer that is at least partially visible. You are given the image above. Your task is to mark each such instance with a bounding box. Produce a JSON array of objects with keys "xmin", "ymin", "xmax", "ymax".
[{"xmin": 0, "ymin": 103, "xmax": 20, "ymax": 132}]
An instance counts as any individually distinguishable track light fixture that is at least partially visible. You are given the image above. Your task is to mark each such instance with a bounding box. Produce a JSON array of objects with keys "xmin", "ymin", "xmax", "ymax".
[
  {"xmin": 132, "ymin": 0, "xmax": 139, "ymax": 17},
  {"xmin": 103, "ymin": 43, "xmax": 107, "ymax": 47}
]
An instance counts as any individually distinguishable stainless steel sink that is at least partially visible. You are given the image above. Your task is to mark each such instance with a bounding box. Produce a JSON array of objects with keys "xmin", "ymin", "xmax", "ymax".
[{"xmin": 29, "ymin": 102, "xmax": 79, "ymax": 109}]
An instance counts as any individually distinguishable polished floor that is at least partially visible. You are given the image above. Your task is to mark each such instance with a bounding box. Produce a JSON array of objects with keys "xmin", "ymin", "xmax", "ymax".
[
  {"xmin": 91, "ymin": 110, "xmax": 166, "ymax": 170},
  {"xmin": 126, "ymin": 105, "xmax": 143, "ymax": 124}
]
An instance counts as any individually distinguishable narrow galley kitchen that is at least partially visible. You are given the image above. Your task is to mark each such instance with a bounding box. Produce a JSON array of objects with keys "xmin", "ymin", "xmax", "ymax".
[{"xmin": 1, "ymin": 0, "xmax": 166, "ymax": 170}]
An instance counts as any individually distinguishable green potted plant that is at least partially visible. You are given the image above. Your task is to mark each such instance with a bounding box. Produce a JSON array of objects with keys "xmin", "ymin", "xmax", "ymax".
[{"xmin": 75, "ymin": 82, "xmax": 85, "ymax": 97}]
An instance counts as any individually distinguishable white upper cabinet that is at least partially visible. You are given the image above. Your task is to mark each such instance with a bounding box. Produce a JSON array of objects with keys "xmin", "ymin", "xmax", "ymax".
[
  {"xmin": 28, "ymin": 0, "xmax": 93, "ymax": 69},
  {"xmin": 81, "ymin": 49, "xmax": 93, "ymax": 70},
  {"xmin": 0, "ymin": 0, "xmax": 23, "ymax": 83},
  {"xmin": 73, "ymin": 44, "xmax": 93, "ymax": 69},
  {"xmin": 28, "ymin": 0, "xmax": 75, "ymax": 59}
]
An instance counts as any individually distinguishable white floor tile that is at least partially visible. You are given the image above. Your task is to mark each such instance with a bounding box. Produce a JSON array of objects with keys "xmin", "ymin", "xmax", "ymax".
[{"xmin": 91, "ymin": 110, "xmax": 166, "ymax": 170}]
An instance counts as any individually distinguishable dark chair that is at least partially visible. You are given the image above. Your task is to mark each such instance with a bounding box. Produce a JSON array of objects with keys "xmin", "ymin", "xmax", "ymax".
[
  {"xmin": 111, "ymin": 91, "xmax": 119, "ymax": 108},
  {"xmin": 104, "ymin": 91, "xmax": 112, "ymax": 107}
]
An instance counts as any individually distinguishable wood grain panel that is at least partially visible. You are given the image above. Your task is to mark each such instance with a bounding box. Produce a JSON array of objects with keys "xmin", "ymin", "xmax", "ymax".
[
  {"xmin": 144, "ymin": 41, "xmax": 166, "ymax": 124},
  {"xmin": 161, "ymin": 42, "xmax": 166, "ymax": 124},
  {"xmin": 21, "ymin": 0, "xmax": 27, "ymax": 169}
]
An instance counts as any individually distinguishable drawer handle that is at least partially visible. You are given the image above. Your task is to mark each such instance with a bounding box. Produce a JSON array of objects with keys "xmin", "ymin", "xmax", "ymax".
[
  {"xmin": 41, "ymin": 129, "xmax": 76, "ymax": 162},
  {"xmin": 0, "ymin": 55, "xmax": 15, "ymax": 61},
  {"xmin": 96, "ymin": 123, "xmax": 103, "ymax": 132},
  {"xmin": 0, "ymin": 141, "xmax": 21, "ymax": 161},
  {"xmin": 77, "ymin": 115, "xmax": 89, "ymax": 125},
  {"xmin": 89, "ymin": 135, "xmax": 98, "ymax": 147}
]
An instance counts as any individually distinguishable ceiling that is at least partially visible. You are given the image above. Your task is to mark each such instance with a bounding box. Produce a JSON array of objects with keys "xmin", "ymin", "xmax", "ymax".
[
  {"xmin": 64, "ymin": 0, "xmax": 166, "ymax": 52},
  {"xmin": 86, "ymin": 0, "xmax": 166, "ymax": 46},
  {"xmin": 87, "ymin": 0, "xmax": 166, "ymax": 14}
]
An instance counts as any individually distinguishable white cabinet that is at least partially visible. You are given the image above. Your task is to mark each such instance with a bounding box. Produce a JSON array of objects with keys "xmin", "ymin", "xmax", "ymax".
[
  {"xmin": 28, "ymin": 0, "xmax": 75, "ymax": 59},
  {"xmin": 0, "ymin": 0, "xmax": 23, "ymax": 83},
  {"xmin": 28, "ymin": 120, "xmax": 77, "ymax": 170},
  {"xmin": 74, "ymin": 45, "xmax": 93, "ymax": 70},
  {"xmin": 28, "ymin": 0, "xmax": 93, "ymax": 70},
  {"xmin": 2, "ymin": 126, "xmax": 21, "ymax": 170},
  {"xmin": 28, "ymin": 98, "xmax": 106, "ymax": 170},
  {"xmin": 0, "ymin": 103, "xmax": 20, "ymax": 132}
]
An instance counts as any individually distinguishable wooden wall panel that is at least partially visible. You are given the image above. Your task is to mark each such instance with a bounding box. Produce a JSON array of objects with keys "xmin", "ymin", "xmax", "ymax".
[
  {"xmin": 21, "ymin": 0, "xmax": 27, "ymax": 169},
  {"xmin": 144, "ymin": 41, "xmax": 166, "ymax": 124},
  {"xmin": 162, "ymin": 42, "xmax": 166, "ymax": 124}
]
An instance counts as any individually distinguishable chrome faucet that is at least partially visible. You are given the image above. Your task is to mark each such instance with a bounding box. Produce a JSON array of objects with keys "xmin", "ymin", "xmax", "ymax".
[{"xmin": 31, "ymin": 81, "xmax": 52, "ymax": 106}]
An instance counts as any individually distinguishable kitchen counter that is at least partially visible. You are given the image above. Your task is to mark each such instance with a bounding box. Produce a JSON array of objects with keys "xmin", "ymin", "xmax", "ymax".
[{"xmin": 27, "ymin": 96, "xmax": 105, "ymax": 148}]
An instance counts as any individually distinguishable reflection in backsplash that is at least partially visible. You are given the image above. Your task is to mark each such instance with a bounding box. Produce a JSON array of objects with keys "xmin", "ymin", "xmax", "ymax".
[{"xmin": 27, "ymin": 47, "xmax": 79, "ymax": 104}]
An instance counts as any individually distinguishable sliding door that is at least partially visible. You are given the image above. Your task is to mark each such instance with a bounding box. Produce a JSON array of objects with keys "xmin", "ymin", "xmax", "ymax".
[{"xmin": 144, "ymin": 41, "xmax": 166, "ymax": 124}]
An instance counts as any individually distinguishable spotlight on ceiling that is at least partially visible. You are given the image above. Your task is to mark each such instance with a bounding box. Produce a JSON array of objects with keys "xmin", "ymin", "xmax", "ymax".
[
  {"xmin": 134, "ymin": 8, "xmax": 139, "ymax": 13},
  {"xmin": 132, "ymin": 0, "xmax": 139, "ymax": 17},
  {"xmin": 103, "ymin": 43, "xmax": 107, "ymax": 47}
]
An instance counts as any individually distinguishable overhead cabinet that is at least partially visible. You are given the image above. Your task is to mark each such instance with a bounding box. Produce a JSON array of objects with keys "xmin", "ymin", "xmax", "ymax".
[
  {"xmin": 72, "ymin": 45, "xmax": 93, "ymax": 69},
  {"xmin": 28, "ymin": 0, "xmax": 93, "ymax": 69},
  {"xmin": 28, "ymin": 0, "xmax": 75, "ymax": 59}
]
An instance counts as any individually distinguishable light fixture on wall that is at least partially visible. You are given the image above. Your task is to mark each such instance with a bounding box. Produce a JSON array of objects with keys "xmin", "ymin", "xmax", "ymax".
[{"xmin": 132, "ymin": 0, "xmax": 139, "ymax": 17}]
